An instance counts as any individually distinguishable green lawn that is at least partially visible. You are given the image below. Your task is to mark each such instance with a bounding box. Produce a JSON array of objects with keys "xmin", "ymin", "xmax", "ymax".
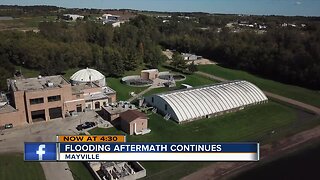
[
  {"xmin": 128, "ymin": 102, "xmax": 296, "ymax": 142},
  {"xmin": 89, "ymin": 127, "xmax": 125, "ymax": 135},
  {"xmin": 0, "ymin": 16, "xmax": 57, "ymax": 29},
  {"xmin": 198, "ymin": 65, "xmax": 320, "ymax": 108},
  {"xmin": 143, "ymin": 73, "xmax": 218, "ymax": 97},
  {"xmin": 90, "ymin": 101, "xmax": 299, "ymax": 179},
  {"xmin": 63, "ymin": 68, "xmax": 81, "ymax": 80},
  {"xmin": 68, "ymin": 162, "xmax": 94, "ymax": 180},
  {"xmin": 15, "ymin": 66, "xmax": 40, "ymax": 78},
  {"xmin": 0, "ymin": 154, "xmax": 45, "ymax": 180},
  {"xmin": 176, "ymin": 73, "xmax": 217, "ymax": 87},
  {"xmin": 107, "ymin": 77, "xmax": 147, "ymax": 101},
  {"xmin": 16, "ymin": 66, "xmax": 80, "ymax": 80}
]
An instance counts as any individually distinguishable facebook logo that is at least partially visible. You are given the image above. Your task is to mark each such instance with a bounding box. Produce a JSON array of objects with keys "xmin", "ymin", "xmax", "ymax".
[{"xmin": 25, "ymin": 143, "xmax": 56, "ymax": 161}]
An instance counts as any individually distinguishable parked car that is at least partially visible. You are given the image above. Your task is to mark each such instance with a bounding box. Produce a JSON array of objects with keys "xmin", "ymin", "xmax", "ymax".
[
  {"xmin": 4, "ymin": 123, "xmax": 13, "ymax": 129},
  {"xmin": 76, "ymin": 122, "xmax": 96, "ymax": 131}
]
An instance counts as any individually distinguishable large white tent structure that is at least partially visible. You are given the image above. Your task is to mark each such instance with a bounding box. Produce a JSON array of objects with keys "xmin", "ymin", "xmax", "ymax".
[
  {"xmin": 145, "ymin": 80, "xmax": 268, "ymax": 123},
  {"xmin": 70, "ymin": 68, "xmax": 106, "ymax": 87}
]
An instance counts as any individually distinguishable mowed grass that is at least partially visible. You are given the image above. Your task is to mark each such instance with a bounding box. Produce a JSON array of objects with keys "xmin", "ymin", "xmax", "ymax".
[
  {"xmin": 144, "ymin": 73, "xmax": 218, "ymax": 97},
  {"xmin": 0, "ymin": 16, "xmax": 57, "ymax": 29},
  {"xmin": 107, "ymin": 77, "xmax": 147, "ymax": 101},
  {"xmin": 63, "ymin": 68, "xmax": 81, "ymax": 80},
  {"xmin": 90, "ymin": 101, "xmax": 297, "ymax": 179},
  {"xmin": 0, "ymin": 154, "xmax": 45, "ymax": 180},
  {"xmin": 128, "ymin": 102, "xmax": 296, "ymax": 142},
  {"xmin": 15, "ymin": 66, "xmax": 40, "ymax": 78},
  {"xmin": 16, "ymin": 66, "xmax": 80, "ymax": 80},
  {"xmin": 68, "ymin": 162, "xmax": 94, "ymax": 180},
  {"xmin": 90, "ymin": 127, "xmax": 125, "ymax": 135},
  {"xmin": 176, "ymin": 73, "xmax": 217, "ymax": 87},
  {"xmin": 198, "ymin": 65, "xmax": 320, "ymax": 108}
]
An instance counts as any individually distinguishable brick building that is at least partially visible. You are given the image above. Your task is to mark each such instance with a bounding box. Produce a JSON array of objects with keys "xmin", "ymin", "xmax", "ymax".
[{"xmin": 0, "ymin": 73, "xmax": 116, "ymax": 127}]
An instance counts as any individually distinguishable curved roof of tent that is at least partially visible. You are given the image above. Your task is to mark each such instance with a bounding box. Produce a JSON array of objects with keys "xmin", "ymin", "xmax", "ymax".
[{"xmin": 149, "ymin": 80, "xmax": 268, "ymax": 122}]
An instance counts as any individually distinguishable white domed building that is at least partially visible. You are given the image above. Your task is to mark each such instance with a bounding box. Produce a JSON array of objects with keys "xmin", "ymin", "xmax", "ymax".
[{"xmin": 70, "ymin": 68, "xmax": 106, "ymax": 87}]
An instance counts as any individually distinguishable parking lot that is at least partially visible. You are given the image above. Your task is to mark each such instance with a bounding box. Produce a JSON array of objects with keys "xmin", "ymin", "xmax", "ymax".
[{"xmin": 0, "ymin": 110, "xmax": 113, "ymax": 180}]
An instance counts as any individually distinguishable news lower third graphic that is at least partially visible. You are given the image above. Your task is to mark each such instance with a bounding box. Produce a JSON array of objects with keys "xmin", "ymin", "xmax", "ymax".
[
  {"xmin": 24, "ymin": 142, "xmax": 57, "ymax": 161},
  {"xmin": 24, "ymin": 136, "xmax": 260, "ymax": 161}
]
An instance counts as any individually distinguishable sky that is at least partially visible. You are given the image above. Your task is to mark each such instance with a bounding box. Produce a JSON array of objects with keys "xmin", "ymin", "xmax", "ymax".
[{"xmin": 1, "ymin": 0, "xmax": 320, "ymax": 16}]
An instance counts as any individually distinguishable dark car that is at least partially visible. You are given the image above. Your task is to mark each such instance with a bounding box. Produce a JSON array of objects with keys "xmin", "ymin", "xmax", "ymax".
[
  {"xmin": 76, "ymin": 122, "xmax": 96, "ymax": 131},
  {"xmin": 4, "ymin": 123, "xmax": 13, "ymax": 129}
]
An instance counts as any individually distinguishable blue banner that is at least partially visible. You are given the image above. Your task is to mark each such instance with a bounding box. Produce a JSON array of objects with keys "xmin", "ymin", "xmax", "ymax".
[
  {"xmin": 24, "ymin": 142, "xmax": 57, "ymax": 161},
  {"xmin": 59, "ymin": 142, "xmax": 258, "ymax": 153}
]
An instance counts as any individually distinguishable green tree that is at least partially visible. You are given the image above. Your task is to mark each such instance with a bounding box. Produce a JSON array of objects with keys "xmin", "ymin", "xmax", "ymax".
[
  {"xmin": 102, "ymin": 47, "xmax": 124, "ymax": 77},
  {"xmin": 188, "ymin": 61, "xmax": 198, "ymax": 72},
  {"xmin": 171, "ymin": 52, "xmax": 186, "ymax": 69}
]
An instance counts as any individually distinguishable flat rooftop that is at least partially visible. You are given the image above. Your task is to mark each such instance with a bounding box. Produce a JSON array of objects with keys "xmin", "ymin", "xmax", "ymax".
[
  {"xmin": 10, "ymin": 75, "xmax": 69, "ymax": 91},
  {"xmin": 141, "ymin": 69, "xmax": 159, "ymax": 73},
  {"xmin": 72, "ymin": 84, "xmax": 116, "ymax": 96},
  {"xmin": 102, "ymin": 101, "xmax": 136, "ymax": 115},
  {"xmin": 72, "ymin": 83, "xmax": 100, "ymax": 94},
  {"xmin": 0, "ymin": 104, "xmax": 17, "ymax": 114}
]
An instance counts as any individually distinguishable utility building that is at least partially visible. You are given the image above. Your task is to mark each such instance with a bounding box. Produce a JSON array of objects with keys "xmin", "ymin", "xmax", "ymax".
[
  {"xmin": 145, "ymin": 80, "xmax": 268, "ymax": 123},
  {"xmin": 120, "ymin": 110, "xmax": 148, "ymax": 135}
]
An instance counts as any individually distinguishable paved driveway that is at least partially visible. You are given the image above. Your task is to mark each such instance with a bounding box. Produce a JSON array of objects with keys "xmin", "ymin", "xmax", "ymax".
[{"xmin": 0, "ymin": 111, "xmax": 102, "ymax": 180}]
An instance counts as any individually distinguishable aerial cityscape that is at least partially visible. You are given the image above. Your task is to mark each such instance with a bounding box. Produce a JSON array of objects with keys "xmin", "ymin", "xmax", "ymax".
[{"xmin": 0, "ymin": 1, "xmax": 319, "ymax": 180}]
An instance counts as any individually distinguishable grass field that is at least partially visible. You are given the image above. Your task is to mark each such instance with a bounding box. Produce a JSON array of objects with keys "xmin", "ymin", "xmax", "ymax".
[
  {"xmin": 89, "ymin": 127, "xmax": 125, "ymax": 135},
  {"xmin": 16, "ymin": 66, "xmax": 80, "ymax": 80},
  {"xmin": 198, "ymin": 65, "xmax": 320, "ymax": 108},
  {"xmin": 63, "ymin": 68, "xmax": 81, "ymax": 79},
  {"xmin": 143, "ymin": 73, "xmax": 218, "ymax": 97},
  {"xmin": 176, "ymin": 73, "xmax": 217, "ymax": 87},
  {"xmin": 0, "ymin": 16, "xmax": 57, "ymax": 30},
  {"xmin": 90, "ymin": 101, "xmax": 299, "ymax": 179},
  {"xmin": 107, "ymin": 77, "xmax": 148, "ymax": 101},
  {"xmin": 15, "ymin": 66, "xmax": 40, "ymax": 78},
  {"xmin": 68, "ymin": 162, "xmax": 94, "ymax": 180},
  {"xmin": 0, "ymin": 154, "xmax": 45, "ymax": 180}
]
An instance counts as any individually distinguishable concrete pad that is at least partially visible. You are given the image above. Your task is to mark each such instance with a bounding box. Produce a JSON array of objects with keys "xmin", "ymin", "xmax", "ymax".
[{"xmin": 41, "ymin": 162, "xmax": 74, "ymax": 180}]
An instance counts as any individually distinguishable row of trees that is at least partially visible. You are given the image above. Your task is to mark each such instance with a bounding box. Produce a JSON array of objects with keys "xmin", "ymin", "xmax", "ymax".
[
  {"xmin": 0, "ymin": 16, "xmax": 166, "ymax": 90},
  {"xmin": 0, "ymin": 11, "xmax": 319, "ymax": 90},
  {"xmin": 159, "ymin": 16, "xmax": 320, "ymax": 89}
]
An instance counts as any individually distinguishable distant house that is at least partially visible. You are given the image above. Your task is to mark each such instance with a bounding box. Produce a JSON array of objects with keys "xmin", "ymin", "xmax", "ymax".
[
  {"xmin": 62, "ymin": 14, "xmax": 84, "ymax": 21},
  {"xmin": 181, "ymin": 53, "xmax": 202, "ymax": 61},
  {"xmin": 120, "ymin": 110, "xmax": 148, "ymax": 135},
  {"xmin": 102, "ymin": 14, "xmax": 120, "ymax": 22},
  {"xmin": 101, "ymin": 14, "xmax": 126, "ymax": 27}
]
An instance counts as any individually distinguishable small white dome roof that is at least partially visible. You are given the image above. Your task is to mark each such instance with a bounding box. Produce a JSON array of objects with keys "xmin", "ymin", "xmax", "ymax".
[{"xmin": 70, "ymin": 68, "xmax": 105, "ymax": 83}]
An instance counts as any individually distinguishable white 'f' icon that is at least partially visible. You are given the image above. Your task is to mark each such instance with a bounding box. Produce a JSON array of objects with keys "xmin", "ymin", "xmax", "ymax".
[{"xmin": 36, "ymin": 144, "xmax": 46, "ymax": 160}]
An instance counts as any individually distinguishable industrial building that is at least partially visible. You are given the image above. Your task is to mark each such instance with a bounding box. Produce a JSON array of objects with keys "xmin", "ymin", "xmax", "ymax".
[
  {"xmin": 89, "ymin": 161, "xmax": 146, "ymax": 180},
  {"xmin": 101, "ymin": 101, "xmax": 137, "ymax": 122},
  {"xmin": 140, "ymin": 69, "xmax": 159, "ymax": 80},
  {"xmin": 120, "ymin": 110, "xmax": 149, "ymax": 135},
  {"xmin": 100, "ymin": 102, "xmax": 150, "ymax": 135},
  {"xmin": 145, "ymin": 80, "xmax": 268, "ymax": 123},
  {"xmin": 70, "ymin": 68, "xmax": 106, "ymax": 87},
  {"xmin": 0, "ymin": 68, "xmax": 116, "ymax": 127}
]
